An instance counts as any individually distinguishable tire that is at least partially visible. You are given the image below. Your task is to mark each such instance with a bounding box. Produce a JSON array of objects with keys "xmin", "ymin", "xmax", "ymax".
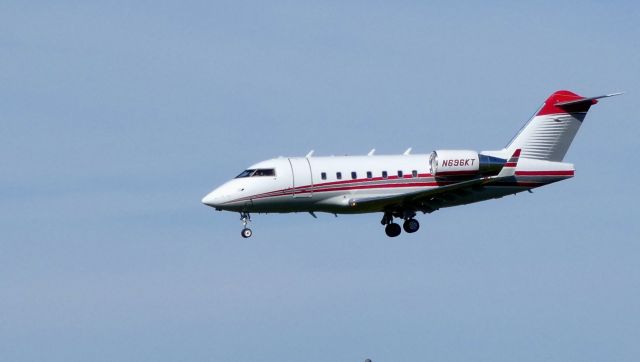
[
  {"xmin": 385, "ymin": 223, "xmax": 401, "ymax": 237},
  {"xmin": 403, "ymin": 219, "xmax": 420, "ymax": 233},
  {"xmin": 241, "ymin": 228, "xmax": 253, "ymax": 238}
]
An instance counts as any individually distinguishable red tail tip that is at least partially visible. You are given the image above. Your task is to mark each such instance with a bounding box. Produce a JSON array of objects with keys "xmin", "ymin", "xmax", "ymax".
[{"xmin": 537, "ymin": 90, "xmax": 593, "ymax": 116}]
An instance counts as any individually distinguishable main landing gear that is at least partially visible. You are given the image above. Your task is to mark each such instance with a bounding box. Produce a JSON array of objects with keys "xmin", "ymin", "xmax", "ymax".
[
  {"xmin": 240, "ymin": 212, "xmax": 252, "ymax": 238},
  {"xmin": 381, "ymin": 211, "xmax": 420, "ymax": 237},
  {"xmin": 385, "ymin": 223, "xmax": 402, "ymax": 237},
  {"xmin": 403, "ymin": 218, "xmax": 420, "ymax": 233}
]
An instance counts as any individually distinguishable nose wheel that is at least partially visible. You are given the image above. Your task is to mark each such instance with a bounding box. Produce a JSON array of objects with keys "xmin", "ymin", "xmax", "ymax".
[{"xmin": 240, "ymin": 212, "xmax": 253, "ymax": 238}]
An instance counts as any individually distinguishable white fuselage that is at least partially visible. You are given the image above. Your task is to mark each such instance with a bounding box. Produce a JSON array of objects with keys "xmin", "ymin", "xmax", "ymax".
[
  {"xmin": 202, "ymin": 154, "xmax": 574, "ymax": 214},
  {"xmin": 201, "ymin": 90, "xmax": 617, "ymax": 238}
]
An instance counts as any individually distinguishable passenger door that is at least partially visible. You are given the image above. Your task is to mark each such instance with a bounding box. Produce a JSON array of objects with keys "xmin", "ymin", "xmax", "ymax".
[{"xmin": 288, "ymin": 158, "xmax": 313, "ymax": 198}]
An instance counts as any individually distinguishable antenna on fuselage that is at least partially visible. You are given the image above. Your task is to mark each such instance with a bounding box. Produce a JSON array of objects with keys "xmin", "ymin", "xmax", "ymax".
[
  {"xmin": 305, "ymin": 150, "xmax": 314, "ymax": 157},
  {"xmin": 403, "ymin": 147, "xmax": 412, "ymax": 155},
  {"xmin": 367, "ymin": 149, "xmax": 375, "ymax": 156}
]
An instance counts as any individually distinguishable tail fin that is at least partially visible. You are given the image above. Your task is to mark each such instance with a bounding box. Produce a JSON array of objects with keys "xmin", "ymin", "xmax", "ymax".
[{"xmin": 505, "ymin": 90, "xmax": 621, "ymax": 161}]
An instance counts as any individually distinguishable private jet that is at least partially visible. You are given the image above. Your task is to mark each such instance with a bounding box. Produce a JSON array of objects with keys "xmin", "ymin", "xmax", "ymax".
[{"xmin": 202, "ymin": 90, "xmax": 620, "ymax": 237}]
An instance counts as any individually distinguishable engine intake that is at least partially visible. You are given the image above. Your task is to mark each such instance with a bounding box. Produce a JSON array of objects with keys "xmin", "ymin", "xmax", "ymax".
[{"xmin": 429, "ymin": 150, "xmax": 506, "ymax": 177}]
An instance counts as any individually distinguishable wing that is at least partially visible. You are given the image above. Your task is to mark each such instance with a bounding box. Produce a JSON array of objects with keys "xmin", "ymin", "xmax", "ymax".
[
  {"xmin": 347, "ymin": 175, "xmax": 504, "ymax": 211},
  {"xmin": 347, "ymin": 149, "xmax": 522, "ymax": 212}
]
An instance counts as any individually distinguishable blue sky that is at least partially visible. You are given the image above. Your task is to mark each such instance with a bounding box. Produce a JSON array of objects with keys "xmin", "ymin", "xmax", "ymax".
[{"xmin": 2, "ymin": 1, "xmax": 639, "ymax": 361}]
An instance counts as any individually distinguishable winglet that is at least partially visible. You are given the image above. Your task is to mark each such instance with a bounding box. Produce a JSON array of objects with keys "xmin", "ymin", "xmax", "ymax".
[{"xmin": 497, "ymin": 149, "xmax": 521, "ymax": 177}]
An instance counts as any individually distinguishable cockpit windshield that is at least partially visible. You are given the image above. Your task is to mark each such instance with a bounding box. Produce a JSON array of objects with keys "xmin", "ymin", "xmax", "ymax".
[
  {"xmin": 235, "ymin": 168, "xmax": 276, "ymax": 178},
  {"xmin": 252, "ymin": 169, "xmax": 276, "ymax": 176},
  {"xmin": 236, "ymin": 169, "xmax": 254, "ymax": 178}
]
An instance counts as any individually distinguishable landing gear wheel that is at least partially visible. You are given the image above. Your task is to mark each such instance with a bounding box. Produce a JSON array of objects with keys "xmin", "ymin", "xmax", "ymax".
[
  {"xmin": 403, "ymin": 219, "xmax": 420, "ymax": 233},
  {"xmin": 239, "ymin": 212, "xmax": 252, "ymax": 238},
  {"xmin": 241, "ymin": 228, "xmax": 253, "ymax": 238},
  {"xmin": 385, "ymin": 223, "xmax": 402, "ymax": 237}
]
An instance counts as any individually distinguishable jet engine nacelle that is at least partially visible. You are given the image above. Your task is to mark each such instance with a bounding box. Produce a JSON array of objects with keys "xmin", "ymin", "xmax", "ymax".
[{"xmin": 429, "ymin": 150, "xmax": 505, "ymax": 177}]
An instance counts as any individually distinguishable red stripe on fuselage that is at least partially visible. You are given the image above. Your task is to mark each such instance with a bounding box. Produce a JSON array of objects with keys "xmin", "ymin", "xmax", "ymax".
[
  {"xmin": 222, "ymin": 170, "xmax": 572, "ymax": 205},
  {"xmin": 306, "ymin": 173, "xmax": 433, "ymax": 189},
  {"xmin": 515, "ymin": 170, "xmax": 574, "ymax": 176},
  {"xmin": 293, "ymin": 182, "xmax": 439, "ymax": 195}
]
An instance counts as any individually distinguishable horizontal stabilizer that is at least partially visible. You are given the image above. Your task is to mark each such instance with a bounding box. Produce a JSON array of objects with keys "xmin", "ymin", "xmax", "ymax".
[{"xmin": 555, "ymin": 92, "xmax": 623, "ymax": 108}]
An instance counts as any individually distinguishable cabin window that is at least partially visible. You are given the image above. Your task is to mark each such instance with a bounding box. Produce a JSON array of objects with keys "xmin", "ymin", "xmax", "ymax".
[
  {"xmin": 321, "ymin": 172, "xmax": 327, "ymax": 180},
  {"xmin": 336, "ymin": 172, "xmax": 342, "ymax": 180},
  {"xmin": 412, "ymin": 170, "xmax": 418, "ymax": 178},
  {"xmin": 397, "ymin": 170, "xmax": 403, "ymax": 178},
  {"xmin": 382, "ymin": 171, "xmax": 388, "ymax": 179},
  {"xmin": 235, "ymin": 168, "xmax": 275, "ymax": 178},
  {"xmin": 351, "ymin": 171, "xmax": 357, "ymax": 179},
  {"xmin": 366, "ymin": 171, "xmax": 372, "ymax": 179}
]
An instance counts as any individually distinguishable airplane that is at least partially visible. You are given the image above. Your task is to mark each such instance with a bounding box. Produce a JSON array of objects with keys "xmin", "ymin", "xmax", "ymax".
[{"xmin": 202, "ymin": 90, "xmax": 621, "ymax": 238}]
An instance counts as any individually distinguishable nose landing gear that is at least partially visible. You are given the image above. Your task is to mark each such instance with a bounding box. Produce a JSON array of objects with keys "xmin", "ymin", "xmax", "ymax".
[
  {"xmin": 241, "ymin": 228, "xmax": 252, "ymax": 238},
  {"xmin": 240, "ymin": 212, "xmax": 252, "ymax": 238}
]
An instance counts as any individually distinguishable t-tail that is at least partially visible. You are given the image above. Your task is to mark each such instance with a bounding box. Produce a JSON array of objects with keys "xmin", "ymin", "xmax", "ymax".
[{"xmin": 499, "ymin": 90, "xmax": 622, "ymax": 161}]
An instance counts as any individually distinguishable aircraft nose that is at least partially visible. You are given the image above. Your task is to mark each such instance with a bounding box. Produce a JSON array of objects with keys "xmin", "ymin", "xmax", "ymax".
[
  {"xmin": 201, "ymin": 190, "xmax": 221, "ymax": 207},
  {"xmin": 202, "ymin": 182, "xmax": 244, "ymax": 208}
]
